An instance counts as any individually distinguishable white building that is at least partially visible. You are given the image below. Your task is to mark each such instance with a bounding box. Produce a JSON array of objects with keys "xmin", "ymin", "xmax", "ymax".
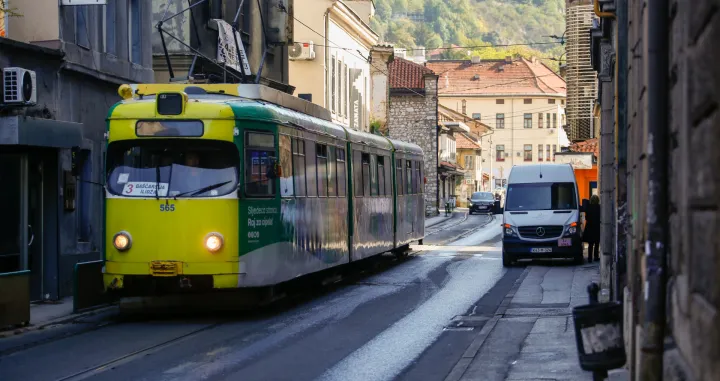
[
  {"xmin": 289, "ymin": 0, "xmax": 379, "ymax": 131},
  {"xmin": 426, "ymin": 56, "xmax": 569, "ymax": 188}
]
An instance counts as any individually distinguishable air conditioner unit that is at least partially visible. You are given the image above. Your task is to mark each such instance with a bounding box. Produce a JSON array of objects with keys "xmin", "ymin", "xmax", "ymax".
[
  {"xmin": 289, "ymin": 41, "xmax": 316, "ymax": 61},
  {"xmin": 3, "ymin": 67, "xmax": 37, "ymax": 106}
]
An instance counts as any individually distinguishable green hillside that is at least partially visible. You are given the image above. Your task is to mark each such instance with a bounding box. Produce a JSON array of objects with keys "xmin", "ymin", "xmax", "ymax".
[{"xmin": 370, "ymin": 0, "xmax": 566, "ymax": 68}]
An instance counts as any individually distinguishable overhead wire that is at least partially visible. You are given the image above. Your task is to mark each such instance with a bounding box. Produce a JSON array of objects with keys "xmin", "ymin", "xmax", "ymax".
[{"xmin": 292, "ymin": 15, "xmax": 567, "ymax": 132}]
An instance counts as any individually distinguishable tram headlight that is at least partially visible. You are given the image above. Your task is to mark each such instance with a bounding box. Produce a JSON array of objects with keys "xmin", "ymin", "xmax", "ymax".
[
  {"xmin": 204, "ymin": 232, "xmax": 224, "ymax": 253},
  {"xmin": 113, "ymin": 231, "xmax": 132, "ymax": 252}
]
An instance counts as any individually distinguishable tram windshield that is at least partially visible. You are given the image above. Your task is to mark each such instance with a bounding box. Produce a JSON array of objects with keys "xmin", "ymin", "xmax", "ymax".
[{"xmin": 106, "ymin": 140, "xmax": 239, "ymax": 198}]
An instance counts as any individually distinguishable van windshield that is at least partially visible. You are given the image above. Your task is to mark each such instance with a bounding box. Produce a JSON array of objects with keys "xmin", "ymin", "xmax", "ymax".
[{"xmin": 505, "ymin": 182, "xmax": 577, "ymax": 211}]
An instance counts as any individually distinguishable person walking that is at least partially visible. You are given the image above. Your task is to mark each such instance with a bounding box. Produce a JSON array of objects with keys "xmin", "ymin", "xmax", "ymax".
[{"xmin": 584, "ymin": 195, "xmax": 601, "ymax": 262}]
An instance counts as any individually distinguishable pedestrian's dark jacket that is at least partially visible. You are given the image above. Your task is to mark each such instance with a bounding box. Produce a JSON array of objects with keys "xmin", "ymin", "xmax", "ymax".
[{"xmin": 583, "ymin": 203, "xmax": 601, "ymax": 244}]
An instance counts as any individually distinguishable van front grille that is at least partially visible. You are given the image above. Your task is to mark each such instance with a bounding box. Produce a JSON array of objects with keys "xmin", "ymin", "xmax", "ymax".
[{"xmin": 518, "ymin": 225, "xmax": 563, "ymax": 239}]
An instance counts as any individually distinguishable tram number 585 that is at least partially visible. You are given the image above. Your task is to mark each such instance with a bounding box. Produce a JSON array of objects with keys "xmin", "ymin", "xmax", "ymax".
[{"xmin": 160, "ymin": 204, "xmax": 176, "ymax": 212}]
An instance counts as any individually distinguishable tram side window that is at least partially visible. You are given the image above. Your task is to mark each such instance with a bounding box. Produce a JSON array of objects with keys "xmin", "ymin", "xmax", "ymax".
[
  {"xmin": 316, "ymin": 144, "xmax": 329, "ymax": 197},
  {"xmin": 414, "ymin": 161, "xmax": 421, "ymax": 194},
  {"xmin": 406, "ymin": 160, "xmax": 413, "ymax": 195},
  {"xmin": 362, "ymin": 153, "xmax": 371, "ymax": 197},
  {"xmin": 377, "ymin": 156, "xmax": 385, "ymax": 196},
  {"xmin": 384, "ymin": 156, "xmax": 392, "ymax": 196},
  {"xmin": 353, "ymin": 150, "xmax": 363, "ymax": 197},
  {"xmin": 306, "ymin": 141, "xmax": 318, "ymax": 197},
  {"xmin": 328, "ymin": 146, "xmax": 337, "ymax": 197},
  {"xmin": 370, "ymin": 154, "xmax": 378, "ymax": 196},
  {"xmin": 418, "ymin": 161, "xmax": 425, "ymax": 194},
  {"xmin": 292, "ymin": 139, "xmax": 306, "ymax": 196},
  {"xmin": 336, "ymin": 148, "xmax": 346, "ymax": 197},
  {"xmin": 245, "ymin": 132, "xmax": 276, "ymax": 197},
  {"xmin": 396, "ymin": 159, "xmax": 404, "ymax": 195},
  {"xmin": 279, "ymin": 135, "xmax": 294, "ymax": 197}
]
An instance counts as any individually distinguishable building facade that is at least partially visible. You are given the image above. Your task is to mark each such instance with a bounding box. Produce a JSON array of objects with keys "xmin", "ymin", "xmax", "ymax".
[
  {"xmin": 591, "ymin": 0, "xmax": 720, "ymax": 380},
  {"xmin": 386, "ymin": 57, "xmax": 439, "ymax": 215},
  {"xmin": 426, "ymin": 57, "xmax": 569, "ymax": 190},
  {"xmin": 455, "ymin": 132, "xmax": 485, "ymax": 204},
  {"xmin": 289, "ymin": 0, "xmax": 378, "ymax": 131},
  {"xmin": 151, "ymin": 0, "xmax": 292, "ymax": 91},
  {"xmin": 436, "ymin": 105, "xmax": 489, "ymax": 209},
  {"xmin": 565, "ymin": 0, "xmax": 597, "ymax": 141},
  {"xmin": 0, "ymin": 0, "xmax": 153, "ymax": 300}
]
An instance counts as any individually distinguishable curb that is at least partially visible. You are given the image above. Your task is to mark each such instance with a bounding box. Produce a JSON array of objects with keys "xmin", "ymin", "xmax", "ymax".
[
  {"xmin": 444, "ymin": 267, "xmax": 531, "ymax": 381},
  {"xmin": 425, "ymin": 216, "xmax": 453, "ymax": 229},
  {"xmin": 0, "ymin": 304, "xmax": 119, "ymax": 355}
]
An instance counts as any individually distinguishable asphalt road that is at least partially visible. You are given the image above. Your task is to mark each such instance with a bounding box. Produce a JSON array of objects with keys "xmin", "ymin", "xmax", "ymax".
[{"xmin": 0, "ymin": 212, "xmax": 528, "ymax": 381}]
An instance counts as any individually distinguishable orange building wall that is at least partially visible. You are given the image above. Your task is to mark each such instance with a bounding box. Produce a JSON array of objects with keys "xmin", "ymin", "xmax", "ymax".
[{"xmin": 574, "ymin": 165, "xmax": 599, "ymax": 201}]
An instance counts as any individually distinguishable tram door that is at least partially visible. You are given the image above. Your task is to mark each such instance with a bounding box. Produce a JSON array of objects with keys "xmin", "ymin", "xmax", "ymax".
[{"xmin": 0, "ymin": 153, "xmax": 45, "ymax": 301}]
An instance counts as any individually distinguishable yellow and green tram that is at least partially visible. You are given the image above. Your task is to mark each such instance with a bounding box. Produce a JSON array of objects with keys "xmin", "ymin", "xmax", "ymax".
[{"xmin": 103, "ymin": 83, "xmax": 425, "ymax": 298}]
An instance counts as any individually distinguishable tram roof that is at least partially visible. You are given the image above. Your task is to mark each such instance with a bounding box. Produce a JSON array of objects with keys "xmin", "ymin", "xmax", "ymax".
[
  {"xmin": 227, "ymin": 99, "xmax": 347, "ymax": 141},
  {"xmin": 344, "ymin": 128, "xmax": 394, "ymax": 150},
  {"xmin": 386, "ymin": 137, "xmax": 424, "ymax": 156}
]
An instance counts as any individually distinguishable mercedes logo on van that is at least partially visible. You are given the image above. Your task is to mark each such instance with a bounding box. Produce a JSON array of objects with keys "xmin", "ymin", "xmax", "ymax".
[{"xmin": 536, "ymin": 227, "xmax": 546, "ymax": 237}]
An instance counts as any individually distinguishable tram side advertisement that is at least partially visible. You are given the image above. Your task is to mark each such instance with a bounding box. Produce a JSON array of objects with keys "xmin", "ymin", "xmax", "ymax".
[{"xmin": 241, "ymin": 203, "xmax": 279, "ymax": 253}]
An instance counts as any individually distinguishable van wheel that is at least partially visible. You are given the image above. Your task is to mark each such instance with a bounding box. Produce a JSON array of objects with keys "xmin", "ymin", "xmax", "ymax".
[{"xmin": 502, "ymin": 252, "xmax": 514, "ymax": 267}]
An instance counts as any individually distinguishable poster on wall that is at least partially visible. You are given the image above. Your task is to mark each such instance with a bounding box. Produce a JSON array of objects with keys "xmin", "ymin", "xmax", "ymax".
[
  {"xmin": 0, "ymin": 6, "xmax": 6, "ymax": 37},
  {"xmin": 349, "ymin": 68, "xmax": 363, "ymax": 131}
]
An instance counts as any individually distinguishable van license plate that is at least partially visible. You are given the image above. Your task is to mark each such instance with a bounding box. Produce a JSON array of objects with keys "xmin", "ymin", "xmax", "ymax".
[
  {"xmin": 531, "ymin": 248, "xmax": 552, "ymax": 253},
  {"xmin": 558, "ymin": 238, "xmax": 572, "ymax": 247}
]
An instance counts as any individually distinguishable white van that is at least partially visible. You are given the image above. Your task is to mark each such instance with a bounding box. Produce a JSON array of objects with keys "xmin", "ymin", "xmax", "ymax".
[{"xmin": 501, "ymin": 164, "xmax": 583, "ymax": 267}]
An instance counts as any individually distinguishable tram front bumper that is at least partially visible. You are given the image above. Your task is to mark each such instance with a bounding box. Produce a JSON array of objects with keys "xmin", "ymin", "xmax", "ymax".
[{"xmin": 103, "ymin": 260, "xmax": 241, "ymax": 295}]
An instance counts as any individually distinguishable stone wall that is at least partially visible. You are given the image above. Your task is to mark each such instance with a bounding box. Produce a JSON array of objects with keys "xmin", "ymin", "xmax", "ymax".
[
  {"xmin": 388, "ymin": 75, "xmax": 439, "ymax": 216},
  {"xmin": 663, "ymin": 0, "xmax": 720, "ymax": 380},
  {"xmin": 619, "ymin": 0, "xmax": 720, "ymax": 380}
]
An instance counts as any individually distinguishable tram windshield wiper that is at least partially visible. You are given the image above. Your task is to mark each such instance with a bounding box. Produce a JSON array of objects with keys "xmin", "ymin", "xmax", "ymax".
[{"xmin": 173, "ymin": 181, "xmax": 232, "ymax": 198}]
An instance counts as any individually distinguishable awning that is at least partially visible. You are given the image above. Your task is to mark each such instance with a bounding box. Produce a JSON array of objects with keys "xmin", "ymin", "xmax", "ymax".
[{"xmin": 0, "ymin": 116, "xmax": 83, "ymax": 148}]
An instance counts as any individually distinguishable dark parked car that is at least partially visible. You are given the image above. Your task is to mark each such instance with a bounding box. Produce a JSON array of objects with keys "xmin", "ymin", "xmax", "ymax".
[{"xmin": 468, "ymin": 192, "xmax": 495, "ymax": 214}]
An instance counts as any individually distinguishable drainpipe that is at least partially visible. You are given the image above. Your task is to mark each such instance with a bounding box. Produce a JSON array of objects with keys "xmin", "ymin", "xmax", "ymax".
[
  {"xmin": 641, "ymin": 0, "xmax": 669, "ymax": 379},
  {"xmin": 594, "ymin": 0, "xmax": 616, "ymax": 18},
  {"xmin": 435, "ymin": 82, "xmax": 440, "ymax": 215},
  {"xmin": 324, "ymin": 8, "xmax": 331, "ymax": 110}
]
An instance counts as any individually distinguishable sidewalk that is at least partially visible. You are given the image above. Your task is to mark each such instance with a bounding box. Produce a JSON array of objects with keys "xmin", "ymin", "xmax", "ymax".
[
  {"xmin": 0, "ymin": 297, "xmax": 117, "ymax": 354},
  {"xmin": 425, "ymin": 213, "xmax": 452, "ymax": 228},
  {"xmin": 451, "ymin": 262, "xmax": 630, "ymax": 381},
  {"xmin": 425, "ymin": 207, "xmax": 470, "ymax": 229}
]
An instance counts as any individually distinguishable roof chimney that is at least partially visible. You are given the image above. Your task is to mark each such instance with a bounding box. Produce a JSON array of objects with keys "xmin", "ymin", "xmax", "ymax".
[
  {"xmin": 505, "ymin": 56, "xmax": 512, "ymax": 63},
  {"xmin": 531, "ymin": 56, "xmax": 537, "ymax": 64},
  {"xmin": 471, "ymin": 55, "xmax": 481, "ymax": 64}
]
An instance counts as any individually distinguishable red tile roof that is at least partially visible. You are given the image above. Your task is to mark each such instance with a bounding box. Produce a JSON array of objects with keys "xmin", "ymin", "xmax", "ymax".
[
  {"xmin": 425, "ymin": 57, "xmax": 566, "ymax": 96},
  {"xmin": 456, "ymin": 133, "xmax": 481, "ymax": 149},
  {"xmin": 388, "ymin": 57, "xmax": 435, "ymax": 89},
  {"xmin": 569, "ymin": 138, "xmax": 599, "ymax": 157}
]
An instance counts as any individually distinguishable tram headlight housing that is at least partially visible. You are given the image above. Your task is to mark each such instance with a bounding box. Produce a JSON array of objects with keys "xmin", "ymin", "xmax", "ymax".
[
  {"xmin": 113, "ymin": 231, "xmax": 132, "ymax": 252},
  {"xmin": 204, "ymin": 232, "xmax": 224, "ymax": 253}
]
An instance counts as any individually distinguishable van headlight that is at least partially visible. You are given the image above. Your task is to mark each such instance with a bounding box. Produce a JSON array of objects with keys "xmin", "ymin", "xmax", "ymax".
[
  {"xmin": 113, "ymin": 231, "xmax": 132, "ymax": 252},
  {"xmin": 503, "ymin": 224, "xmax": 515, "ymax": 236},
  {"xmin": 565, "ymin": 222, "xmax": 578, "ymax": 236},
  {"xmin": 204, "ymin": 232, "xmax": 224, "ymax": 252}
]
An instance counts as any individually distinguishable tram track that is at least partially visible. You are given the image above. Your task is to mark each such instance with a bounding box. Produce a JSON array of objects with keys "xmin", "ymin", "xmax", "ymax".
[
  {"xmin": 52, "ymin": 322, "xmax": 225, "ymax": 381},
  {"xmin": 7, "ymin": 215, "xmax": 500, "ymax": 381}
]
